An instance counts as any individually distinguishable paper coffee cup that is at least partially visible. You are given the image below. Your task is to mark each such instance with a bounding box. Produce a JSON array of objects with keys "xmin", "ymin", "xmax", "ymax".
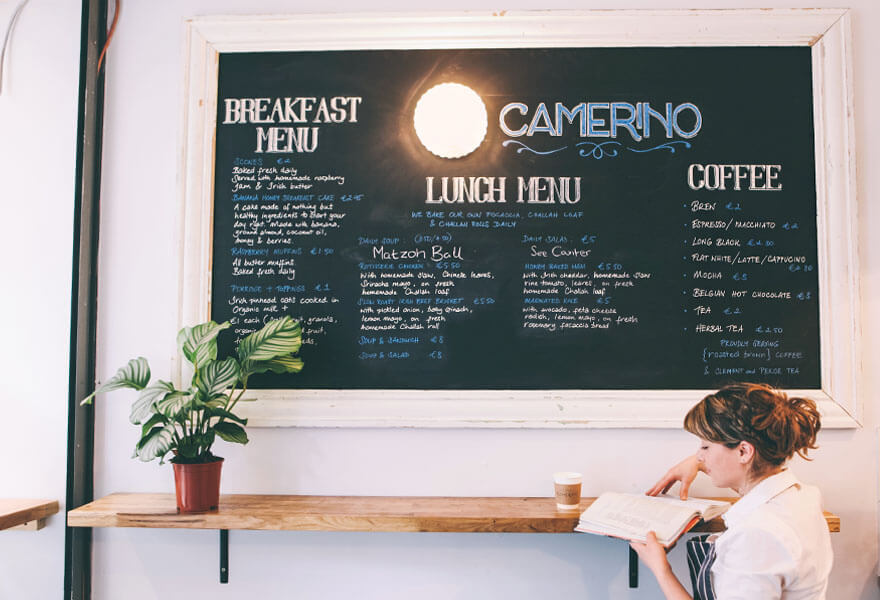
[{"xmin": 553, "ymin": 472, "xmax": 583, "ymax": 510}]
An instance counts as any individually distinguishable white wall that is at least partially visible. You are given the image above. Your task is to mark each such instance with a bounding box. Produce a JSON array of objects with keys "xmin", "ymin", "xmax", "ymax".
[
  {"xmin": 2, "ymin": 0, "xmax": 878, "ymax": 599},
  {"xmin": 0, "ymin": 0, "xmax": 79, "ymax": 598}
]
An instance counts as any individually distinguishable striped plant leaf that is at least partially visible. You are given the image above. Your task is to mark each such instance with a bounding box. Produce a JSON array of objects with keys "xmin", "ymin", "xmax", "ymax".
[
  {"xmin": 246, "ymin": 355, "xmax": 305, "ymax": 376},
  {"xmin": 129, "ymin": 380, "xmax": 175, "ymax": 424},
  {"xmin": 195, "ymin": 357, "xmax": 240, "ymax": 398},
  {"xmin": 136, "ymin": 423, "xmax": 176, "ymax": 461},
  {"xmin": 81, "ymin": 357, "xmax": 151, "ymax": 405},
  {"xmin": 154, "ymin": 391, "xmax": 193, "ymax": 419},
  {"xmin": 177, "ymin": 321, "xmax": 230, "ymax": 369},
  {"xmin": 139, "ymin": 413, "xmax": 165, "ymax": 437},
  {"xmin": 237, "ymin": 317, "xmax": 302, "ymax": 371},
  {"xmin": 204, "ymin": 406, "xmax": 247, "ymax": 425},
  {"xmin": 213, "ymin": 421, "xmax": 248, "ymax": 445}
]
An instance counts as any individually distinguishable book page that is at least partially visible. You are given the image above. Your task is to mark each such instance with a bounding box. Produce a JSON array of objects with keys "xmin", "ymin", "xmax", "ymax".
[
  {"xmin": 643, "ymin": 495, "xmax": 730, "ymax": 521},
  {"xmin": 583, "ymin": 493, "xmax": 696, "ymax": 542}
]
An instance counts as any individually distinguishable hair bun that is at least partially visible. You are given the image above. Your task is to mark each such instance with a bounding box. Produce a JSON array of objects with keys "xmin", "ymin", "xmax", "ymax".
[{"xmin": 748, "ymin": 384, "xmax": 821, "ymax": 464}]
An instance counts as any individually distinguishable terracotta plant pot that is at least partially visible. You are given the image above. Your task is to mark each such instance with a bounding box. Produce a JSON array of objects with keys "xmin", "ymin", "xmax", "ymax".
[{"xmin": 172, "ymin": 457, "xmax": 224, "ymax": 513}]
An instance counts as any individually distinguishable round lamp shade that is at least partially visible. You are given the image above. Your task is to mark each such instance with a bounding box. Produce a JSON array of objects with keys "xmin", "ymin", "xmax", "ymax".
[{"xmin": 413, "ymin": 82, "xmax": 488, "ymax": 159}]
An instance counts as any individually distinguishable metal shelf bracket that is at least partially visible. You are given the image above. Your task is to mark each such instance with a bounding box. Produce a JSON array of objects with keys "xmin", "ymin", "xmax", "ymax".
[{"xmin": 220, "ymin": 529, "xmax": 229, "ymax": 583}]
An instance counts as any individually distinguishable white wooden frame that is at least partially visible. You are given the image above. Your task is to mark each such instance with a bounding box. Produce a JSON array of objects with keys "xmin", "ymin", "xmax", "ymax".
[{"xmin": 179, "ymin": 10, "xmax": 859, "ymax": 428}]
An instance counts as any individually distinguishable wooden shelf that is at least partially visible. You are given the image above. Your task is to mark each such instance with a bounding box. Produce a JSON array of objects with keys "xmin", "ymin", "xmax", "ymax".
[
  {"xmin": 67, "ymin": 493, "xmax": 840, "ymax": 533},
  {"xmin": 1, "ymin": 499, "xmax": 59, "ymax": 531},
  {"xmin": 67, "ymin": 493, "xmax": 839, "ymax": 586}
]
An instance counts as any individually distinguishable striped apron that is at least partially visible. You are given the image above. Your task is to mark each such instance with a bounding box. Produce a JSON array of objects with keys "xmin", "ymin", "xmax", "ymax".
[{"xmin": 686, "ymin": 534, "xmax": 717, "ymax": 600}]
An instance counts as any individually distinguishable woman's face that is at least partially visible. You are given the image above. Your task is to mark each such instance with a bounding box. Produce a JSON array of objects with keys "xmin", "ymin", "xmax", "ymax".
[{"xmin": 696, "ymin": 439, "xmax": 750, "ymax": 492}]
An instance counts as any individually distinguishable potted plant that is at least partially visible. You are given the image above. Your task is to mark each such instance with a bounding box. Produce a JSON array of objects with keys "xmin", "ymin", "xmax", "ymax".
[{"xmin": 82, "ymin": 316, "xmax": 303, "ymax": 512}]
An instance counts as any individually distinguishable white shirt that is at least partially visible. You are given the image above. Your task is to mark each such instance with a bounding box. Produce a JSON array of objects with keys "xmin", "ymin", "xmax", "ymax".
[{"xmin": 711, "ymin": 469, "xmax": 833, "ymax": 600}]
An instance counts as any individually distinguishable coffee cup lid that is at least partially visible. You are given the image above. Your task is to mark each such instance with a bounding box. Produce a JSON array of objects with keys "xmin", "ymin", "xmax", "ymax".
[{"xmin": 553, "ymin": 471, "xmax": 582, "ymax": 484}]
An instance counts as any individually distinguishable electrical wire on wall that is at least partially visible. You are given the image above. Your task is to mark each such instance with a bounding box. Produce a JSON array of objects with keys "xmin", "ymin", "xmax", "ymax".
[
  {"xmin": 0, "ymin": 0, "xmax": 119, "ymax": 94},
  {"xmin": 0, "ymin": 0, "xmax": 30, "ymax": 94},
  {"xmin": 97, "ymin": 0, "xmax": 120, "ymax": 73}
]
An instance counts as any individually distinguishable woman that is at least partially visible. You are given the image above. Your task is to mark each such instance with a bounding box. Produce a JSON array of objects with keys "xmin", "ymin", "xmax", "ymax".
[{"xmin": 631, "ymin": 382, "xmax": 832, "ymax": 600}]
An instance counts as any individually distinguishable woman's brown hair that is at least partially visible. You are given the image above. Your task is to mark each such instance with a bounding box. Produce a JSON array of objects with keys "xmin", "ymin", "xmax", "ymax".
[{"xmin": 683, "ymin": 383, "xmax": 821, "ymax": 474}]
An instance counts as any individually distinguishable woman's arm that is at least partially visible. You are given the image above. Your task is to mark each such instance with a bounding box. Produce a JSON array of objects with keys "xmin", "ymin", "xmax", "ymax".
[
  {"xmin": 647, "ymin": 454, "xmax": 703, "ymax": 500},
  {"xmin": 630, "ymin": 532, "xmax": 693, "ymax": 600}
]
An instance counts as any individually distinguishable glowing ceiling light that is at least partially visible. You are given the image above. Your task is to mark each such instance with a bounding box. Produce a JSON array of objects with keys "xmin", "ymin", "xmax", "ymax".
[{"xmin": 413, "ymin": 82, "xmax": 488, "ymax": 159}]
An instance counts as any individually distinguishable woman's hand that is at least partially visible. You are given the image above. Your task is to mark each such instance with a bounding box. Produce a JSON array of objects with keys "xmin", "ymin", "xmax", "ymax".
[
  {"xmin": 630, "ymin": 531, "xmax": 673, "ymax": 578},
  {"xmin": 632, "ymin": 532, "xmax": 693, "ymax": 600},
  {"xmin": 647, "ymin": 454, "xmax": 701, "ymax": 500}
]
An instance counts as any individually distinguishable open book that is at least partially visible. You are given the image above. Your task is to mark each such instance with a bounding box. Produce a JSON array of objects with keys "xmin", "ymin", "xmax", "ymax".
[{"xmin": 575, "ymin": 493, "xmax": 730, "ymax": 547}]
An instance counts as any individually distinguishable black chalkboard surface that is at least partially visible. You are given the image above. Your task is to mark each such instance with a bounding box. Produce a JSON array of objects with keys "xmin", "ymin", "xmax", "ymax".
[{"xmin": 210, "ymin": 47, "xmax": 820, "ymax": 390}]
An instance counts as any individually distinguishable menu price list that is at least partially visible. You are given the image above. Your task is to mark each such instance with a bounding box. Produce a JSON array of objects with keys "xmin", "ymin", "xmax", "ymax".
[{"xmin": 681, "ymin": 192, "xmax": 819, "ymax": 384}]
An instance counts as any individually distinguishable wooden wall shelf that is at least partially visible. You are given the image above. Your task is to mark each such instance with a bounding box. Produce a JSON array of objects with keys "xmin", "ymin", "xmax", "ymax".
[
  {"xmin": 67, "ymin": 493, "xmax": 839, "ymax": 585},
  {"xmin": 67, "ymin": 493, "xmax": 840, "ymax": 533},
  {"xmin": 1, "ymin": 499, "xmax": 59, "ymax": 531}
]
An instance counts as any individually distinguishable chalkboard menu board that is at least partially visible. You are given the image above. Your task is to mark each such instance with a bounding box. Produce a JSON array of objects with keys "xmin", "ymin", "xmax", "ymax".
[{"xmin": 210, "ymin": 46, "xmax": 820, "ymax": 391}]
